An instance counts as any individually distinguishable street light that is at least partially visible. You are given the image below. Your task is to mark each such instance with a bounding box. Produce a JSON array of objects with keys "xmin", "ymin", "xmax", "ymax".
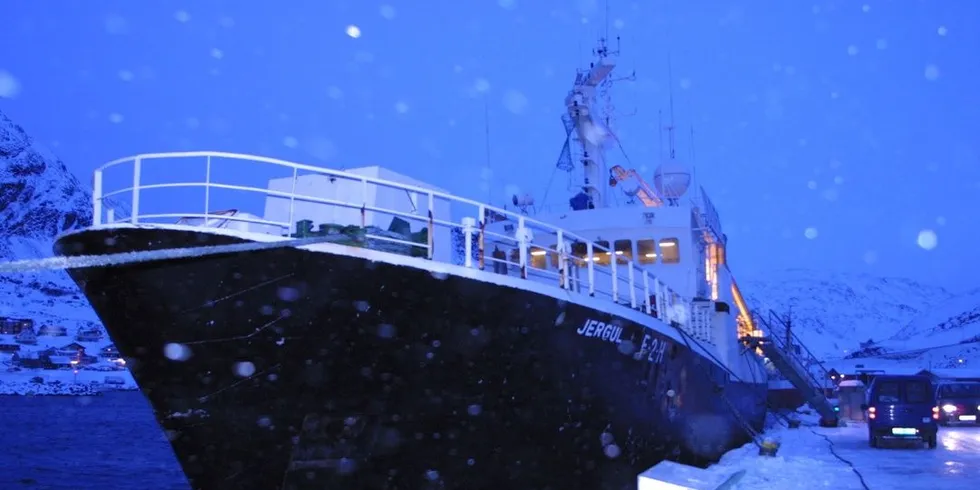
[{"xmin": 70, "ymin": 359, "xmax": 79, "ymax": 383}]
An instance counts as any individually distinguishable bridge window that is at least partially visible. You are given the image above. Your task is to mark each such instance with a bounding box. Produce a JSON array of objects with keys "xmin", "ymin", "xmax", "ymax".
[
  {"xmin": 594, "ymin": 240, "xmax": 611, "ymax": 265},
  {"xmin": 614, "ymin": 239, "xmax": 633, "ymax": 265},
  {"xmin": 529, "ymin": 246, "xmax": 551, "ymax": 269},
  {"xmin": 659, "ymin": 238, "xmax": 680, "ymax": 264},
  {"xmin": 570, "ymin": 241, "xmax": 588, "ymax": 267},
  {"xmin": 637, "ymin": 239, "xmax": 657, "ymax": 264}
]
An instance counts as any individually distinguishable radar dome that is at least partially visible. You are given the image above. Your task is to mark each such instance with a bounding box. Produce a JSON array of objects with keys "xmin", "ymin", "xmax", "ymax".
[{"xmin": 653, "ymin": 161, "xmax": 692, "ymax": 199}]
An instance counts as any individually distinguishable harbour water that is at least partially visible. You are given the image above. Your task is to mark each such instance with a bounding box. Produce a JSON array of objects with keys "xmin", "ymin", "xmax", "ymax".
[{"xmin": 0, "ymin": 392, "xmax": 188, "ymax": 489}]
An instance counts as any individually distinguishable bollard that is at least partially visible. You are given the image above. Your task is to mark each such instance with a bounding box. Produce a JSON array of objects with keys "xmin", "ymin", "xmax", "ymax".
[{"xmin": 758, "ymin": 437, "xmax": 780, "ymax": 457}]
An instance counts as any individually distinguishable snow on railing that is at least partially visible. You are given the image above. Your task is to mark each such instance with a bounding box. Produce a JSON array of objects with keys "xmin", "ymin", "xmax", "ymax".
[{"xmin": 92, "ymin": 151, "xmax": 695, "ymax": 333}]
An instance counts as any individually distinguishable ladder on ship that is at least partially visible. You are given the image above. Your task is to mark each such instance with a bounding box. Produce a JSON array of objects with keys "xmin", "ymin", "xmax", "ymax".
[{"xmin": 741, "ymin": 310, "xmax": 840, "ymax": 427}]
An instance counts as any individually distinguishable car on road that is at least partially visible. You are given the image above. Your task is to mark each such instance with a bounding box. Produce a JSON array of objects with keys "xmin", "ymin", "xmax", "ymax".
[
  {"xmin": 862, "ymin": 375, "xmax": 938, "ymax": 449},
  {"xmin": 935, "ymin": 381, "xmax": 980, "ymax": 426}
]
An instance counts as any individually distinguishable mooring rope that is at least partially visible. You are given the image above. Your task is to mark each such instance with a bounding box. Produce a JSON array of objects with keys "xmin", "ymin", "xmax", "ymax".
[{"xmin": 0, "ymin": 234, "xmax": 343, "ymax": 274}]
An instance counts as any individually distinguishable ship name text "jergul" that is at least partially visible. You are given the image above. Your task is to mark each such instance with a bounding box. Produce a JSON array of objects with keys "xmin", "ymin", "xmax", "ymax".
[{"xmin": 576, "ymin": 319, "xmax": 623, "ymax": 344}]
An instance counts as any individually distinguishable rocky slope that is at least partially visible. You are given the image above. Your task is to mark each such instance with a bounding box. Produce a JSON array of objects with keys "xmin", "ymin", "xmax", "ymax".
[{"xmin": 0, "ymin": 108, "xmax": 101, "ymax": 328}]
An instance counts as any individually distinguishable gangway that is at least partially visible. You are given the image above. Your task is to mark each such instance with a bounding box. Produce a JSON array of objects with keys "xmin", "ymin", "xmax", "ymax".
[{"xmin": 742, "ymin": 310, "xmax": 840, "ymax": 427}]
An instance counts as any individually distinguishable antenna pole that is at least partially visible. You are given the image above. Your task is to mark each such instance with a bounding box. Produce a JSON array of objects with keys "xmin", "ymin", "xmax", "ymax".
[
  {"xmin": 666, "ymin": 53, "xmax": 677, "ymax": 160},
  {"xmin": 657, "ymin": 110, "xmax": 663, "ymax": 161},
  {"xmin": 484, "ymin": 99, "xmax": 492, "ymax": 203}
]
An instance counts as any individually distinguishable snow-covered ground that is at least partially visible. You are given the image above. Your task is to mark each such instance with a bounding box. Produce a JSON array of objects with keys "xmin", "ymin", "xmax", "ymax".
[{"xmin": 681, "ymin": 411, "xmax": 980, "ymax": 489}]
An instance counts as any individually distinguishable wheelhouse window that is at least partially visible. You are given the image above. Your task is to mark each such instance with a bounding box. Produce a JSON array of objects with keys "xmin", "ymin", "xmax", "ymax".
[
  {"xmin": 594, "ymin": 240, "xmax": 611, "ymax": 265},
  {"xmin": 570, "ymin": 241, "xmax": 588, "ymax": 267},
  {"xmin": 529, "ymin": 247, "xmax": 548, "ymax": 269},
  {"xmin": 637, "ymin": 239, "xmax": 657, "ymax": 264},
  {"xmin": 614, "ymin": 239, "xmax": 633, "ymax": 265},
  {"xmin": 659, "ymin": 238, "xmax": 680, "ymax": 264}
]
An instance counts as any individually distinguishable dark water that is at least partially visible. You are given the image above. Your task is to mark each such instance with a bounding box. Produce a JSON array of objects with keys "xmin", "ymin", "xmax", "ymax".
[{"xmin": 0, "ymin": 392, "xmax": 189, "ymax": 490}]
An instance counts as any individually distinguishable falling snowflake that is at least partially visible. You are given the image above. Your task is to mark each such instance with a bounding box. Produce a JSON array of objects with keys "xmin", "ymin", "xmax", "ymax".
[
  {"xmin": 473, "ymin": 78, "xmax": 491, "ymax": 93},
  {"xmin": 104, "ymin": 14, "xmax": 129, "ymax": 35},
  {"xmin": 916, "ymin": 230, "xmax": 938, "ymax": 250},
  {"xmin": 233, "ymin": 361, "xmax": 256, "ymax": 377},
  {"xmin": 502, "ymin": 90, "xmax": 528, "ymax": 114},
  {"xmin": 174, "ymin": 10, "xmax": 191, "ymax": 23},
  {"xmin": 108, "ymin": 113, "xmax": 124, "ymax": 124},
  {"xmin": 283, "ymin": 136, "xmax": 298, "ymax": 148},
  {"xmin": 346, "ymin": 25, "xmax": 361, "ymax": 38},
  {"xmin": 0, "ymin": 71, "xmax": 21, "ymax": 98},
  {"xmin": 847, "ymin": 45, "xmax": 859, "ymax": 56},
  {"xmin": 118, "ymin": 69, "xmax": 134, "ymax": 82},
  {"xmin": 394, "ymin": 101, "xmax": 409, "ymax": 114},
  {"xmin": 210, "ymin": 48, "xmax": 224, "ymax": 59},
  {"xmin": 937, "ymin": 26, "xmax": 948, "ymax": 36},
  {"xmin": 804, "ymin": 227, "xmax": 818, "ymax": 239},
  {"xmin": 924, "ymin": 65, "xmax": 940, "ymax": 81},
  {"xmin": 163, "ymin": 343, "xmax": 192, "ymax": 361},
  {"xmin": 380, "ymin": 5, "xmax": 396, "ymax": 19}
]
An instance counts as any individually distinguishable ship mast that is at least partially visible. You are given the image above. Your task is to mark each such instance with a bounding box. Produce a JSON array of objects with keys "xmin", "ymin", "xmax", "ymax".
[{"xmin": 565, "ymin": 36, "xmax": 620, "ymax": 209}]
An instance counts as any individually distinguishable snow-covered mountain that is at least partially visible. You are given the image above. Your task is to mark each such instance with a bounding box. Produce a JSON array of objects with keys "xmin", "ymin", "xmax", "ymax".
[
  {"xmin": 739, "ymin": 268, "xmax": 955, "ymax": 361},
  {"xmin": 843, "ymin": 288, "xmax": 980, "ymax": 369},
  {"xmin": 0, "ymin": 108, "xmax": 101, "ymax": 328}
]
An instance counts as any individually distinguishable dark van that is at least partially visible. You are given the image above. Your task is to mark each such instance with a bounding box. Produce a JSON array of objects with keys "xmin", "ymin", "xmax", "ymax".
[
  {"xmin": 861, "ymin": 375, "xmax": 938, "ymax": 449},
  {"xmin": 936, "ymin": 381, "xmax": 980, "ymax": 425}
]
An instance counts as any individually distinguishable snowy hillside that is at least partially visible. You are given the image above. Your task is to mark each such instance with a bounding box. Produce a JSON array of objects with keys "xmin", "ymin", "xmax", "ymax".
[
  {"xmin": 0, "ymin": 108, "xmax": 102, "ymax": 329},
  {"xmin": 739, "ymin": 268, "xmax": 955, "ymax": 360},
  {"xmin": 843, "ymin": 289, "xmax": 980, "ymax": 369},
  {"xmin": 0, "ymin": 108, "xmax": 137, "ymax": 392}
]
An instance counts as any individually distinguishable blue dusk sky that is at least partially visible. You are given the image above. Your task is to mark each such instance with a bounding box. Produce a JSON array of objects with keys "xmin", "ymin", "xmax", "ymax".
[{"xmin": 1, "ymin": 0, "xmax": 977, "ymax": 292}]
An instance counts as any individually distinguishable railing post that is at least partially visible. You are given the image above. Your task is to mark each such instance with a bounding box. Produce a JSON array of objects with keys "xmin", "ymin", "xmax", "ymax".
[
  {"xmin": 557, "ymin": 230, "xmax": 566, "ymax": 289},
  {"xmin": 287, "ymin": 167, "xmax": 298, "ymax": 236},
  {"xmin": 130, "ymin": 157, "xmax": 142, "ymax": 223},
  {"xmin": 654, "ymin": 280, "xmax": 664, "ymax": 319},
  {"xmin": 92, "ymin": 169, "xmax": 103, "ymax": 226},
  {"xmin": 360, "ymin": 178, "xmax": 368, "ymax": 227},
  {"xmin": 586, "ymin": 242, "xmax": 595, "ymax": 296},
  {"xmin": 477, "ymin": 205, "xmax": 486, "ymax": 270},
  {"xmin": 517, "ymin": 217, "xmax": 529, "ymax": 279},
  {"xmin": 462, "ymin": 217, "xmax": 475, "ymax": 268},
  {"xmin": 204, "ymin": 155, "xmax": 212, "ymax": 219},
  {"xmin": 427, "ymin": 192, "xmax": 435, "ymax": 260},
  {"xmin": 628, "ymin": 262, "xmax": 636, "ymax": 308},
  {"xmin": 610, "ymin": 251, "xmax": 618, "ymax": 303},
  {"xmin": 642, "ymin": 270, "xmax": 651, "ymax": 314}
]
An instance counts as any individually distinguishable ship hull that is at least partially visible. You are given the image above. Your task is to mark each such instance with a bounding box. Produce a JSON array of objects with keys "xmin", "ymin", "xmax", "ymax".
[{"xmin": 55, "ymin": 227, "xmax": 767, "ymax": 490}]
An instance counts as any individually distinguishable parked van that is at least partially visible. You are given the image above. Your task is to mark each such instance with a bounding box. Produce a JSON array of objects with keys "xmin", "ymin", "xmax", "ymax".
[
  {"xmin": 861, "ymin": 375, "xmax": 938, "ymax": 449},
  {"xmin": 935, "ymin": 381, "xmax": 980, "ymax": 426}
]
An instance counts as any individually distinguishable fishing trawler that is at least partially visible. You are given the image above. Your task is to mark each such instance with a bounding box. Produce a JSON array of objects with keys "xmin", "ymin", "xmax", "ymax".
[{"xmin": 53, "ymin": 37, "xmax": 768, "ymax": 490}]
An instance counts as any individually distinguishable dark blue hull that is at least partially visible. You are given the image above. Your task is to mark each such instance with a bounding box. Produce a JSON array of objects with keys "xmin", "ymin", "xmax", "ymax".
[{"xmin": 54, "ymin": 227, "xmax": 767, "ymax": 490}]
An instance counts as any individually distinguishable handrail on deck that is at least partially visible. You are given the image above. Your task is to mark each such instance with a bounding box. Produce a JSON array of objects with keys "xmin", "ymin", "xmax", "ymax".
[{"xmin": 92, "ymin": 151, "xmax": 704, "ymax": 337}]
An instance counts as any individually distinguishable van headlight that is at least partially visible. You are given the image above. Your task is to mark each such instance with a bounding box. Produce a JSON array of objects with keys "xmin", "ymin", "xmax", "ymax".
[{"xmin": 941, "ymin": 404, "xmax": 957, "ymax": 413}]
